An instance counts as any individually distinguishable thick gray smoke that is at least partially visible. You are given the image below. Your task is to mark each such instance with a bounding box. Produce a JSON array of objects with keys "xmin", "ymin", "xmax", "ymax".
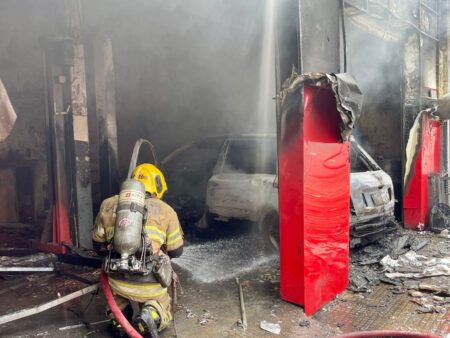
[
  {"xmin": 344, "ymin": 1, "xmax": 441, "ymax": 162},
  {"xmin": 345, "ymin": 12, "xmax": 403, "ymax": 160},
  {"xmin": 83, "ymin": 0, "xmax": 276, "ymax": 170}
]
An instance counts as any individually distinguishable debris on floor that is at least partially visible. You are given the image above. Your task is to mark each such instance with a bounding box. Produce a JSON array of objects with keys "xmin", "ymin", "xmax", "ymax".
[
  {"xmin": 260, "ymin": 320, "xmax": 281, "ymax": 335},
  {"xmin": 58, "ymin": 319, "xmax": 110, "ymax": 332},
  {"xmin": 197, "ymin": 309, "xmax": 215, "ymax": 326},
  {"xmin": 185, "ymin": 308, "xmax": 196, "ymax": 319},
  {"xmin": 440, "ymin": 229, "xmax": 450, "ymax": 238},
  {"xmin": 0, "ymin": 252, "xmax": 56, "ymax": 267},
  {"xmin": 349, "ymin": 227, "xmax": 449, "ymax": 292},
  {"xmin": 0, "ymin": 283, "xmax": 100, "ymax": 326},
  {"xmin": 298, "ymin": 320, "xmax": 310, "ymax": 327},
  {"xmin": 0, "ymin": 226, "xmax": 448, "ymax": 337},
  {"xmin": 345, "ymin": 226, "xmax": 450, "ymax": 334},
  {"xmin": 381, "ymin": 251, "xmax": 450, "ymax": 279},
  {"xmin": 430, "ymin": 203, "xmax": 450, "ymax": 233}
]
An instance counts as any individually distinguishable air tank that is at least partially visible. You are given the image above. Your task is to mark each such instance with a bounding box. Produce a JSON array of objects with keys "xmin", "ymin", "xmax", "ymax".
[{"xmin": 114, "ymin": 179, "xmax": 146, "ymax": 264}]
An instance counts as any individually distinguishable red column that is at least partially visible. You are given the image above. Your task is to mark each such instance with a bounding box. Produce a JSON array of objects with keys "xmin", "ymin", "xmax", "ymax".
[
  {"xmin": 403, "ymin": 112, "xmax": 441, "ymax": 230},
  {"xmin": 278, "ymin": 84, "xmax": 350, "ymax": 315}
]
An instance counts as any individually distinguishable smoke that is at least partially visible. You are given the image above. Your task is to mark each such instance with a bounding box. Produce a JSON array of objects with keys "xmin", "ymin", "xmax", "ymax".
[
  {"xmin": 344, "ymin": 6, "xmax": 404, "ymax": 161},
  {"xmin": 82, "ymin": 0, "xmax": 276, "ymax": 171}
]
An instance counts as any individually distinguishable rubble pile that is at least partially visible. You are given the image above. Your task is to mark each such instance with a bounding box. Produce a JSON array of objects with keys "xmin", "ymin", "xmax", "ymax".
[
  {"xmin": 350, "ymin": 230, "xmax": 429, "ymax": 291},
  {"xmin": 350, "ymin": 227, "xmax": 450, "ymax": 314}
]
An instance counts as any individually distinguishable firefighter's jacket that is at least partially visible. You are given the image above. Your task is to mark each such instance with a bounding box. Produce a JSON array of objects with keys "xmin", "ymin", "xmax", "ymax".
[{"xmin": 92, "ymin": 196, "xmax": 183, "ymax": 302}]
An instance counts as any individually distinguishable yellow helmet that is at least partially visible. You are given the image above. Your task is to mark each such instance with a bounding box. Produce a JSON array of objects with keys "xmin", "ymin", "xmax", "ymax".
[{"xmin": 131, "ymin": 164, "xmax": 168, "ymax": 199}]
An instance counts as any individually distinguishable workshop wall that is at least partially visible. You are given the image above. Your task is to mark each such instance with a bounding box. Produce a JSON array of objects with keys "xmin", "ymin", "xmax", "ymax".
[
  {"xmin": 0, "ymin": 1, "xmax": 65, "ymax": 224},
  {"xmin": 347, "ymin": 21, "xmax": 403, "ymax": 161}
]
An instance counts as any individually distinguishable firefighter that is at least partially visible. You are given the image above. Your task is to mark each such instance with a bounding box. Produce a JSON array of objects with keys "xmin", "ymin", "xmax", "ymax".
[{"xmin": 92, "ymin": 164, "xmax": 183, "ymax": 338}]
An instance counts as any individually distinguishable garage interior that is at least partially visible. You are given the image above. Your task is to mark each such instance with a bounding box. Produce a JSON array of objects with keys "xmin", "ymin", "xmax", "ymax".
[{"xmin": 0, "ymin": 0, "xmax": 449, "ymax": 337}]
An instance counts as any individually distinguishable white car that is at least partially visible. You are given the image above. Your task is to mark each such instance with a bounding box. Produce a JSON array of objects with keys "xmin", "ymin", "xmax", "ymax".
[{"xmin": 162, "ymin": 135, "xmax": 396, "ymax": 248}]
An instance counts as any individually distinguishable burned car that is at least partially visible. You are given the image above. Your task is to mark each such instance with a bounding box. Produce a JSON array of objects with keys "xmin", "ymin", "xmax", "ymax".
[{"xmin": 162, "ymin": 135, "xmax": 396, "ymax": 248}]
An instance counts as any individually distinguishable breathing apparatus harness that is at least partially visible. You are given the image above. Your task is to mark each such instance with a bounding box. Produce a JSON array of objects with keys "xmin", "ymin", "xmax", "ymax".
[{"xmin": 104, "ymin": 139, "xmax": 173, "ymax": 288}]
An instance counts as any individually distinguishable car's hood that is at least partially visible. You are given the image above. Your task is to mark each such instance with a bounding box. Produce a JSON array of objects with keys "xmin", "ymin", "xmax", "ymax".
[{"xmin": 350, "ymin": 170, "xmax": 393, "ymax": 189}]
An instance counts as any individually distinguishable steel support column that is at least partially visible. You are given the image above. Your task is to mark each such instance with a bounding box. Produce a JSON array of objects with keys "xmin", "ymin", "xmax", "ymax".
[
  {"xmin": 65, "ymin": 0, "xmax": 93, "ymax": 249},
  {"xmin": 298, "ymin": 0, "xmax": 340, "ymax": 74},
  {"xmin": 92, "ymin": 35, "xmax": 119, "ymax": 201}
]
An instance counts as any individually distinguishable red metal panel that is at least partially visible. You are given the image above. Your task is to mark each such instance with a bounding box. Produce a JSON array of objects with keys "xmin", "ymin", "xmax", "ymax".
[
  {"xmin": 403, "ymin": 113, "xmax": 441, "ymax": 230},
  {"xmin": 279, "ymin": 84, "xmax": 350, "ymax": 315},
  {"xmin": 32, "ymin": 202, "xmax": 72, "ymax": 254},
  {"xmin": 53, "ymin": 202, "xmax": 72, "ymax": 245}
]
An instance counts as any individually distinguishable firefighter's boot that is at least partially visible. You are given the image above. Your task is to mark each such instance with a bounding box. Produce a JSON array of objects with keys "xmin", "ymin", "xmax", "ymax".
[
  {"xmin": 109, "ymin": 318, "xmax": 127, "ymax": 338},
  {"xmin": 108, "ymin": 305, "xmax": 132, "ymax": 338},
  {"xmin": 133, "ymin": 305, "xmax": 161, "ymax": 338}
]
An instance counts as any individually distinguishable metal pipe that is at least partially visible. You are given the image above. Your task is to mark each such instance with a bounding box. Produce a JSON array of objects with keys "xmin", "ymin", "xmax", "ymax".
[
  {"xmin": 0, "ymin": 283, "xmax": 99, "ymax": 325},
  {"xmin": 340, "ymin": 0, "xmax": 348, "ymax": 73},
  {"xmin": 235, "ymin": 277, "xmax": 247, "ymax": 330},
  {"xmin": 0, "ymin": 267, "xmax": 54, "ymax": 272}
]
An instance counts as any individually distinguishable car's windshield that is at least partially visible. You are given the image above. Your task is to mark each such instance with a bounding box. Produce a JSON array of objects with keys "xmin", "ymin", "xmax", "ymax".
[
  {"xmin": 222, "ymin": 138, "xmax": 277, "ymax": 174},
  {"xmin": 350, "ymin": 141, "xmax": 380, "ymax": 172}
]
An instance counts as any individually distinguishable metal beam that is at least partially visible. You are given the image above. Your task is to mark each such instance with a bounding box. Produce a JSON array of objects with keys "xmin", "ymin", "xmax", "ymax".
[
  {"xmin": 93, "ymin": 35, "xmax": 120, "ymax": 201},
  {"xmin": 65, "ymin": 0, "xmax": 93, "ymax": 249},
  {"xmin": 298, "ymin": 0, "xmax": 340, "ymax": 73}
]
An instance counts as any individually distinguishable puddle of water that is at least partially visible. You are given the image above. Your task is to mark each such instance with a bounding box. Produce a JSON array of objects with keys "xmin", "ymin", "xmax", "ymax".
[{"xmin": 172, "ymin": 236, "xmax": 278, "ymax": 283}]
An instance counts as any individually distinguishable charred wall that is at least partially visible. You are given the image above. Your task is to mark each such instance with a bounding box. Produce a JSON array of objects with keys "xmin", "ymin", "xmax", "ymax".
[
  {"xmin": 0, "ymin": 1, "xmax": 65, "ymax": 225},
  {"xmin": 346, "ymin": 21, "xmax": 403, "ymax": 160}
]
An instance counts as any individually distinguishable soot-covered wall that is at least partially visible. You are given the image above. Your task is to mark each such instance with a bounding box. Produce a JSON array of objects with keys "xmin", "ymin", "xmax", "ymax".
[
  {"xmin": 346, "ymin": 16, "xmax": 404, "ymax": 217},
  {"xmin": 347, "ymin": 21, "xmax": 403, "ymax": 161},
  {"xmin": 0, "ymin": 1, "xmax": 65, "ymax": 224}
]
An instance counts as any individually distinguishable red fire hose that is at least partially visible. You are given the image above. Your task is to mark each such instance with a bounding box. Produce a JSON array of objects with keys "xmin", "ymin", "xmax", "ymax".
[
  {"xmin": 335, "ymin": 331, "xmax": 439, "ymax": 338},
  {"xmin": 100, "ymin": 269, "xmax": 143, "ymax": 338}
]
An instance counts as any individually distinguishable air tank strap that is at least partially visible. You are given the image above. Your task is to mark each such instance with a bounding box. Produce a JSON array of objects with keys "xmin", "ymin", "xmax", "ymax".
[{"xmin": 117, "ymin": 202, "xmax": 146, "ymax": 215}]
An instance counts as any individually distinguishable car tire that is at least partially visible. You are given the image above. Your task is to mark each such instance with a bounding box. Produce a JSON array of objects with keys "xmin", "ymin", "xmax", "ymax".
[
  {"xmin": 194, "ymin": 209, "xmax": 219, "ymax": 238},
  {"xmin": 256, "ymin": 210, "xmax": 280, "ymax": 253}
]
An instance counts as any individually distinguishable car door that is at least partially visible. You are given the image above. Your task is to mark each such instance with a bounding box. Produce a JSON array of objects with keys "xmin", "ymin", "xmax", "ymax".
[{"xmin": 206, "ymin": 136, "xmax": 277, "ymax": 221}]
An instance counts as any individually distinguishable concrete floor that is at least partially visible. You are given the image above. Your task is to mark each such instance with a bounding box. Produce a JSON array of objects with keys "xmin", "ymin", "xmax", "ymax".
[{"xmin": 0, "ymin": 232, "xmax": 449, "ymax": 338}]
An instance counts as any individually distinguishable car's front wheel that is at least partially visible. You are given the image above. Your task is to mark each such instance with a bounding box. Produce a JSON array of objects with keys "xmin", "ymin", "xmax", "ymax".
[{"xmin": 194, "ymin": 209, "xmax": 219, "ymax": 238}]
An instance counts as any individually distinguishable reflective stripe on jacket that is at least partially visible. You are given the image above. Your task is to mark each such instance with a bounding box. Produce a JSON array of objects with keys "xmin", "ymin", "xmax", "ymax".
[{"xmin": 108, "ymin": 277, "xmax": 168, "ymax": 303}]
